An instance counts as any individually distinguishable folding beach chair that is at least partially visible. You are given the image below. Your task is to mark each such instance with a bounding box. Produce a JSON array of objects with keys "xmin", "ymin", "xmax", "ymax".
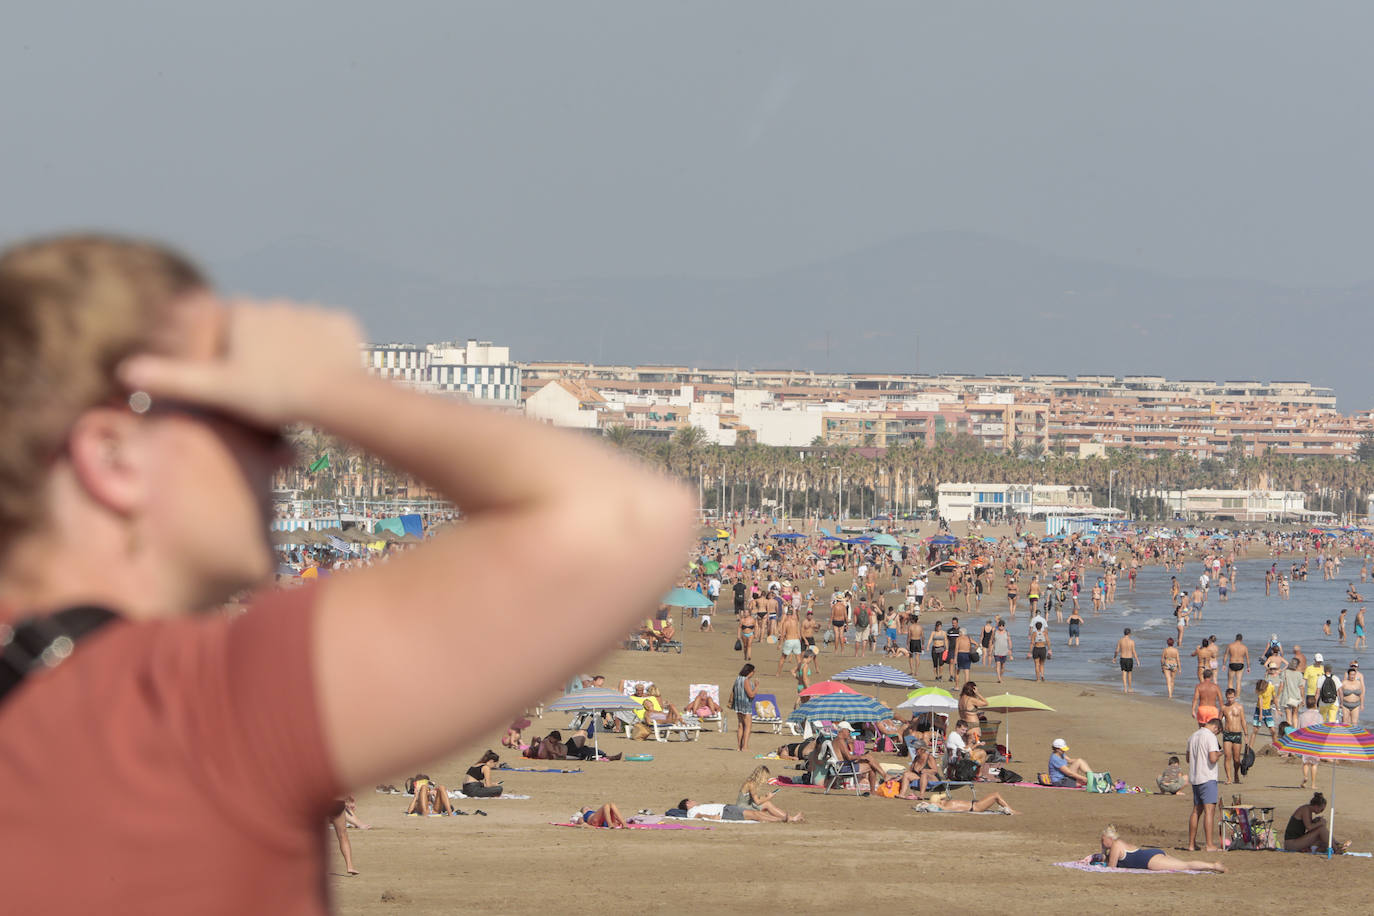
[{"xmin": 751, "ymin": 694, "xmax": 784, "ymax": 734}]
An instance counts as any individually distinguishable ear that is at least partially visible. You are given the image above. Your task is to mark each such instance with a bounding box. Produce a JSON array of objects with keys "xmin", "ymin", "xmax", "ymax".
[{"xmin": 66, "ymin": 408, "xmax": 151, "ymax": 516}]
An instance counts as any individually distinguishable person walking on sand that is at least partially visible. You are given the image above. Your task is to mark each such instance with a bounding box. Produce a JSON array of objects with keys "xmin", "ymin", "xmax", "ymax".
[
  {"xmin": 1219, "ymin": 689, "xmax": 1250, "ymax": 784},
  {"xmin": 1114, "ymin": 628, "xmax": 1140, "ymax": 694},
  {"xmin": 1161, "ymin": 638, "xmax": 1181, "ymax": 699},
  {"xmin": 776, "ymin": 608, "xmax": 802, "ymax": 677},
  {"xmin": 1224, "ymin": 634, "xmax": 1250, "ymax": 694},
  {"xmin": 1027, "ymin": 620, "xmax": 1051, "ymax": 682},
  {"xmin": 1186, "ymin": 718, "xmax": 1223, "ymax": 852},
  {"xmin": 991, "ymin": 619, "xmax": 1013, "ymax": 684},
  {"xmin": 731, "ymin": 664, "xmax": 758, "ymax": 752}
]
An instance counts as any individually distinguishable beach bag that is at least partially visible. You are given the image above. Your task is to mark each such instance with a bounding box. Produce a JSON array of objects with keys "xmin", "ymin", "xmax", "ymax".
[
  {"xmin": 1239, "ymin": 745, "xmax": 1256, "ymax": 777},
  {"xmin": 970, "ymin": 645, "xmax": 982, "ymax": 662},
  {"xmin": 734, "ymin": 638, "xmax": 743, "ymax": 651},
  {"xmin": 877, "ymin": 779, "xmax": 900, "ymax": 798},
  {"xmin": 630, "ymin": 721, "xmax": 654, "ymax": 741},
  {"xmin": 951, "ymin": 758, "xmax": 979, "ymax": 782},
  {"xmin": 1085, "ymin": 771, "xmax": 1113, "ymax": 793},
  {"xmin": 997, "ymin": 768, "xmax": 1022, "ymax": 784},
  {"xmin": 1319, "ymin": 676, "xmax": 1338, "ymax": 705}
]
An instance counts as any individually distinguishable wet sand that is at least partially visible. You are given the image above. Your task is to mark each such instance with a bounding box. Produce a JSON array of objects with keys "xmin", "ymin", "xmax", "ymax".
[{"xmin": 333, "ymin": 526, "xmax": 1372, "ymax": 914}]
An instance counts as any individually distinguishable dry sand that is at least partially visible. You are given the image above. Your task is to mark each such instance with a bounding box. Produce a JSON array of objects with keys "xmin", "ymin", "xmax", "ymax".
[{"xmin": 333, "ymin": 528, "xmax": 1372, "ymax": 915}]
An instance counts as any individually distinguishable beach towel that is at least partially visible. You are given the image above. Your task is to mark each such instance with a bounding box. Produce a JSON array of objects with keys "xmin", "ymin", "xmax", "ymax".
[
  {"xmin": 496, "ymin": 766, "xmax": 583, "ymax": 774},
  {"xmin": 1054, "ymin": 861, "xmax": 1212, "ymax": 875},
  {"xmin": 767, "ymin": 776, "xmax": 810, "ymax": 787},
  {"xmin": 911, "ymin": 804, "xmax": 1008, "ymax": 815},
  {"xmin": 448, "ymin": 791, "xmax": 530, "ymax": 800},
  {"xmin": 550, "ymin": 822, "xmax": 710, "ymax": 830},
  {"xmin": 663, "ymin": 816, "xmax": 760, "ymax": 825},
  {"xmin": 1008, "ymin": 782, "xmax": 1081, "ymax": 790}
]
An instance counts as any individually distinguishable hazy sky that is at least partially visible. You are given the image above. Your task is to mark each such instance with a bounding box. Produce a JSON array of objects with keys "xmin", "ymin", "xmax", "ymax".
[{"xmin": 4, "ymin": 3, "xmax": 1372, "ymax": 375}]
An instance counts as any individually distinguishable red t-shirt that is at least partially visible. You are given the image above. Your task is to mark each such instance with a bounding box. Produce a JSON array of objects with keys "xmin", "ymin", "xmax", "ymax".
[{"xmin": 0, "ymin": 586, "xmax": 339, "ymax": 913}]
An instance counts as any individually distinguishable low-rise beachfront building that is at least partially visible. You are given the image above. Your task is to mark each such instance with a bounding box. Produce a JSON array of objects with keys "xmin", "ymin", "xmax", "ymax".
[
  {"xmin": 1144, "ymin": 488, "xmax": 1309, "ymax": 522},
  {"xmin": 935, "ymin": 482, "xmax": 1103, "ymax": 522}
]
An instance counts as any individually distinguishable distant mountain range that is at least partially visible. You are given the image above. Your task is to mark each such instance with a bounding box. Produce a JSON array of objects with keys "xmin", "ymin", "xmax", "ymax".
[{"xmin": 213, "ymin": 231, "xmax": 1374, "ymax": 411}]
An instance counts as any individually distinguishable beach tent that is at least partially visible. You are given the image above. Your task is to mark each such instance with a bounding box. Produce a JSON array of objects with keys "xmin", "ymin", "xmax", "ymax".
[
  {"xmin": 375, "ymin": 517, "xmax": 406, "ymax": 537},
  {"xmin": 399, "ymin": 514, "xmax": 424, "ymax": 538},
  {"xmin": 869, "ymin": 534, "xmax": 900, "ymax": 548}
]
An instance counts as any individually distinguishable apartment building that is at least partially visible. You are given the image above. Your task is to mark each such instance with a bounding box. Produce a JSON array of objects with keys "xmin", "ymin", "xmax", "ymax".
[{"xmin": 363, "ymin": 339, "xmax": 521, "ymax": 406}]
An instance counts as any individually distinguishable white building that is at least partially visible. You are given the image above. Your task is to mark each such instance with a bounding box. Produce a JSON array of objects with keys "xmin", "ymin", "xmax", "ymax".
[
  {"xmin": 362, "ymin": 339, "xmax": 521, "ymax": 407},
  {"xmin": 936, "ymin": 482, "xmax": 1101, "ymax": 522},
  {"xmin": 1147, "ymin": 488, "xmax": 1309, "ymax": 522},
  {"xmin": 524, "ymin": 380, "xmax": 614, "ymax": 429}
]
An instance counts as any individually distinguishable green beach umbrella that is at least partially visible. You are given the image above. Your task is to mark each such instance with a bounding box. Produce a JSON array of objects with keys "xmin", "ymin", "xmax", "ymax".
[{"xmin": 981, "ymin": 693, "xmax": 1054, "ymax": 760}]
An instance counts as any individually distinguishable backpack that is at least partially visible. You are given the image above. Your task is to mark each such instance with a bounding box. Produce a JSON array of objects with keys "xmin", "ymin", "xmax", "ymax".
[
  {"xmin": 997, "ymin": 767, "xmax": 1023, "ymax": 784},
  {"xmin": 856, "ymin": 609, "xmax": 870, "ymax": 628},
  {"xmin": 1320, "ymin": 675, "xmax": 1339, "ymax": 705},
  {"xmin": 951, "ymin": 758, "xmax": 980, "ymax": 782}
]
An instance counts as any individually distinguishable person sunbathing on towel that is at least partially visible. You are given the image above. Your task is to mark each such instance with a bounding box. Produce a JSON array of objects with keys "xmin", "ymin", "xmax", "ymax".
[
  {"xmin": 404, "ymin": 776, "xmax": 454, "ymax": 816},
  {"xmin": 564, "ymin": 730, "xmax": 622, "ymax": 761},
  {"xmin": 524, "ymin": 731, "xmax": 569, "ymax": 760},
  {"xmin": 675, "ymin": 798, "xmax": 801, "ymax": 822},
  {"xmin": 1093, "ymin": 824, "xmax": 1225, "ymax": 871},
  {"xmin": 573, "ymin": 802, "xmax": 628, "ymax": 828},
  {"xmin": 776, "ymin": 737, "xmax": 819, "ymax": 760},
  {"xmin": 916, "ymin": 790, "xmax": 1019, "ymax": 815}
]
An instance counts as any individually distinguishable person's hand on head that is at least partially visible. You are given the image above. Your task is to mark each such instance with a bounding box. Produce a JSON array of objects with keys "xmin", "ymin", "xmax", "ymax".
[{"xmin": 118, "ymin": 299, "xmax": 365, "ymax": 431}]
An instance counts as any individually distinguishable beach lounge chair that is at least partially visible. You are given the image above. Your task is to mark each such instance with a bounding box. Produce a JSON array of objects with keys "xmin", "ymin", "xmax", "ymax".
[
  {"xmin": 751, "ymin": 694, "xmax": 784, "ymax": 734},
  {"xmin": 648, "ymin": 620, "xmax": 683, "ymax": 653},
  {"xmin": 685, "ymin": 684, "xmax": 726, "ymax": 732}
]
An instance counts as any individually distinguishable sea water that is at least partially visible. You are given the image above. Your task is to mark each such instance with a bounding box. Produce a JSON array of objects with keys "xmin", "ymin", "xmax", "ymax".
[{"xmin": 963, "ymin": 558, "xmax": 1368, "ymax": 701}]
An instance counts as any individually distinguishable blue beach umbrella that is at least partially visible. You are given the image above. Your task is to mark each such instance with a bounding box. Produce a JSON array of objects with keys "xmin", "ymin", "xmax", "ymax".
[{"xmin": 662, "ymin": 587, "xmax": 714, "ymax": 609}]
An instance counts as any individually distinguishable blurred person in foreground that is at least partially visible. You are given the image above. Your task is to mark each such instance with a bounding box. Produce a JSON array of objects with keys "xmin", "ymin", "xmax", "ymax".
[{"xmin": 0, "ymin": 235, "xmax": 694, "ymax": 912}]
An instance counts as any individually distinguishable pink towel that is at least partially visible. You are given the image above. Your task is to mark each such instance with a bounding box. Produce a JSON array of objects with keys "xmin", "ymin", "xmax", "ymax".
[{"xmin": 550, "ymin": 822, "xmax": 710, "ymax": 830}]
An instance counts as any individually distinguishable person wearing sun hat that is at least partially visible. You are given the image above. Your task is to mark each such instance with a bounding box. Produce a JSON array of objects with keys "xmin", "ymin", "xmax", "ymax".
[{"xmin": 1048, "ymin": 737, "xmax": 1093, "ymax": 787}]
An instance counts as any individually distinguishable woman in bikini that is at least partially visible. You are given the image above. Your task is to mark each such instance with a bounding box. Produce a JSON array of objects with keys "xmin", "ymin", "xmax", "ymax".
[
  {"xmin": 1095, "ymin": 824, "xmax": 1225, "ymax": 872},
  {"xmin": 916, "ymin": 790, "xmax": 1019, "ymax": 815},
  {"xmin": 573, "ymin": 802, "xmax": 629, "ymax": 828},
  {"xmin": 928, "ymin": 622, "xmax": 949, "ymax": 681},
  {"xmin": 737, "ymin": 605, "xmax": 757, "ymax": 661},
  {"xmin": 1160, "ymin": 638, "xmax": 1181, "ymax": 699}
]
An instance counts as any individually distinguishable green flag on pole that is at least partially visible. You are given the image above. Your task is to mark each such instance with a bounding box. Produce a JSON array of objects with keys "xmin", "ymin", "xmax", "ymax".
[{"xmin": 308, "ymin": 454, "xmax": 330, "ymax": 473}]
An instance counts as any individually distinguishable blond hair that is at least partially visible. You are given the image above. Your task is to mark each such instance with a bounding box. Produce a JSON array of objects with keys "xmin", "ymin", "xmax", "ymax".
[
  {"xmin": 739, "ymin": 765, "xmax": 771, "ymax": 797},
  {"xmin": 1102, "ymin": 824, "xmax": 1119, "ymax": 841},
  {"xmin": 0, "ymin": 234, "xmax": 204, "ymax": 546}
]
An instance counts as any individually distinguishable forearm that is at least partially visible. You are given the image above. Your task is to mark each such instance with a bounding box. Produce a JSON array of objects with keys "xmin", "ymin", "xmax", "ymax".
[
  {"xmin": 304, "ymin": 375, "xmax": 626, "ymax": 515},
  {"xmin": 310, "ymin": 380, "xmax": 696, "ymax": 787}
]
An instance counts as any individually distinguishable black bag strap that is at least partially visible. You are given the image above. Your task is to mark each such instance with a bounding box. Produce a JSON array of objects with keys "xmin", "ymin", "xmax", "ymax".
[{"xmin": 0, "ymin": 606, "xmax": 118, "ymax": 704}]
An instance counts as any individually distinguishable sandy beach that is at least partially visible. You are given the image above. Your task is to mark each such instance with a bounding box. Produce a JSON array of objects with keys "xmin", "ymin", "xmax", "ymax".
[{"xmin": 333, "ymin": 526, "xmax": 1373, "ymax": 915}]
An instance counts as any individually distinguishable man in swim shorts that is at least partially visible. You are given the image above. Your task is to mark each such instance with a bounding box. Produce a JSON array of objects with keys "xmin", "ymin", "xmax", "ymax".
[
  {"xmin": 1191, "ymin": 669, "xmax": 1222, "ymax": 726},
  {"xmin": 1114, "ymin": 628, "xmax": 1140, "ymax": 694},
  {"xmin": 1223, "ymin": 634, "xmax": 1250, "ymax": 693},
  {"xmin": 1219, "ymin": 689, "xmax": 1249, "ymax": 783}
]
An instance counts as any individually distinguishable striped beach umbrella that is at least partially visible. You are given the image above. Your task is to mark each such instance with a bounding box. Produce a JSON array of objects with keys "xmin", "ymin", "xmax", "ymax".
[
  {"xmin": 1275, "ymin": 723, "xmax": 1374, "ymax": 857},
  {"xmin": 785, "ymin": 692, "xmax": 892, "ymax": 726},
  {"xmin": 834, "ymin": 664, "xmax": 922, "ymax": 689}
]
